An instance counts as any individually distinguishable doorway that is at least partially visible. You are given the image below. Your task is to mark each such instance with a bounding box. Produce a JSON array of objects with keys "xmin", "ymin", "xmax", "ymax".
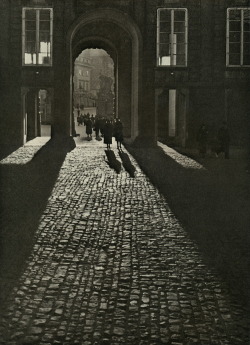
[
  {"xmin": 23, "ymin": 88, "xmax": 52, "ymax": 143},
  {"xmin": 157, "ymin": 88, "xmax": 188, "ymax": 147}
]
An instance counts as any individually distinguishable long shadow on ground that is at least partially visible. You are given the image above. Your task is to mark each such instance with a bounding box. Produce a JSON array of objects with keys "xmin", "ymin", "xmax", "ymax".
[
  {"xmin": 127, "ymin": 145, "xmax": 250, "ymax": 309},
  {"xmin": 118, "ymin": 149, "xmax": 136, "ymax": 177},
  {"xmin": 105, "ymin": 150, "xmax": 122, "ymax": 173},
  {"xmin": 0, "ymin": 137, "xmax": 75, "ymax": 303}
]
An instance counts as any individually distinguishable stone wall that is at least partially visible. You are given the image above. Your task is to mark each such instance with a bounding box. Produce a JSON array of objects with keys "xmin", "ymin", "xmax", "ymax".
[
  {"xmin": 0, "ymin": 0, "xmax": 249, "ymax": 152},
  {"xmin": 154, "ymin": 0, "xmax": 250, "ymax": 146},
  {"xmin": 0, "ymin": 1, "xmax": 22, "ymax": 149}
]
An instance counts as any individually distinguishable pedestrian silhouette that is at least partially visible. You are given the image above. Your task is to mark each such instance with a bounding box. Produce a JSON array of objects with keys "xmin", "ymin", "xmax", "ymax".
[
  {"xmin": 196, "ymin": 124, "xmax": 208, "ymax": 158},
  {"xmin": 114, "ymin": 118, "xmax": 124, "ymax": 150},
  {"xmin": 85, "ymin": 115, "xmax": 93, "ymax": 140},
  {"xmin": 94, "ymin": 116, "xmax": 102, "ymax": 140},
  {"xmin": 216, "ymin": 121, "xmax": 230, "ymax": 159},
  {"xmin": 103, "ymin": 119, "xmax": 113, "ymax": 149}
]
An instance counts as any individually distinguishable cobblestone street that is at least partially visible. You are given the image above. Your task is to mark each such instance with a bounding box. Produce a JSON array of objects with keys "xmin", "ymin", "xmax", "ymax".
[{"xmin": 0, "ymin": 138, "xmax": 249, "ymax": 345}]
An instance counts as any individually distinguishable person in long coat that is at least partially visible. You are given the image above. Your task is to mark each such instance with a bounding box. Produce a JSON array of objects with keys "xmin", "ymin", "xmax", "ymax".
[
  {"xmin": 216, "ymin": 121, "xmax": 230, "ymax": 159},
  {"xmin": 196, "ymin": 124, "xmax": 208, "ymax": 158},
  {"xmin": 103, "ymin": 119, "xmax": 113, "ymax": 149},
  {"xmin": 114, "ymin": 119, "xmax": 124, "ymax": 149},
  {"xmin": 85, "ymin": 116, "xmax": 93, "ymax": 140},
  {"xmin": 99, "ymin": 117, "xmax": 105, "ymax": 137},
  {"xmin": 94, "ymin": 116, "xmax": 101, "ymax": 139}
]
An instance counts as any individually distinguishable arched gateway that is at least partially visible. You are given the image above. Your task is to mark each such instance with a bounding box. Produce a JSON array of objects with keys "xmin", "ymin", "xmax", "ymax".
[{"xmin": 61, "ymin": 8, "xmax": 142, "ymax": 141}]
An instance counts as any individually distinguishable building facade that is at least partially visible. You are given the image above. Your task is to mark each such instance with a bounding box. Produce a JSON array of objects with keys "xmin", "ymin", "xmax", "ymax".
[
  {"xmin": 73, "ymin": 53, "xmax": 93, "ymax": 109},
  {"xmin": 73, "ymin": 49, "xmax": 115, "ymax": 111},
  {"xmin": 0, "ymin": 0, "xmax": 249, "ymax": 151},
  {"xmin": 89, "ymin": 50, "xmax": 115, "ymax": 99}
]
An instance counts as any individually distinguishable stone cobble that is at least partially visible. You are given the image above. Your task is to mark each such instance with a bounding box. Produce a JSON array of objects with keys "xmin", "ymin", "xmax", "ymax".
[
  {"xmin": 0, "ymin": 141, "xmax": 249, "ymax": 345},
  {"xmin": 0, "ymin": 137, "xmax": 50, "ymax": 165},
  {"xmin": 157, "ymin": 142, "xmax": 205, "ymax": 170},
  {"xmin": 0, "ymin": 146, "xmax": 43, "ymax": 165}
]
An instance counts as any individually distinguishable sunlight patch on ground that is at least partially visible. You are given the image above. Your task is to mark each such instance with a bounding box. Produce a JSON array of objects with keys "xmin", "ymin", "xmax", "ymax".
[
  {"xmin": 0, "ymin": 137, "xmax": 50, "ymax": 165},
  {"xmin": 24, "ymin": 136, "xmax": 50, "ymax": 147},
  {"xmin": 157, "ymin": 142, "xmax": 206, "ymax": 170}
]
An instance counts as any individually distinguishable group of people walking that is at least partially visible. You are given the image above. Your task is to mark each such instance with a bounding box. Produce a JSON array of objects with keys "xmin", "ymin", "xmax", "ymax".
[
  {"xmin": 197, "ymin": 121, "xmax": 230, "ymax": 159},
  {"xmin": 77, "ymin": 112, "xmax": 95, "ymax": 127},
  {"xmin": 102, "ymin": 118, "xmax": 124, "ymax": 150},
  {"xmin": 77, "ymin": 111, "xmax": 231, "ymax": 158},
  {"xmin": 76, "ymin": 112, "xmax": 124, "ymax": 150}
]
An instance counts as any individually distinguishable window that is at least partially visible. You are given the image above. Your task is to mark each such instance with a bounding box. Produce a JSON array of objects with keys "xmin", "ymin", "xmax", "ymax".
[
  {"xmin": 84, "ymin": 81, "xmax": 89, "ymax": 91},
  {"xmin": 227, "ymin": 8, "xmax": 250, "ymax": 66},
  {"xmin": 22, "ymin": 7, "xmax": 53, "ymax": 65},
  {"xmin": 157, "ymin": 8, "xmax": 188, "ymax": 66}
]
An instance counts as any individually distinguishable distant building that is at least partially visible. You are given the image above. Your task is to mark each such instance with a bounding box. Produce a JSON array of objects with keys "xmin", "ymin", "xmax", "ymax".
[
  {"xmin": 73, "ymin": 54, "xmax": 92, "ymax": 109},
  {"xmin": 73, "ymin": 49, "xmax": 114, "ymax": 112},
  {"xmin": 96, "ymin": 75, "xmax": 115, "ymax": 118},
  {"xmin": 89, "ymin": 51, "xmax": 114, "ymax": 99}
]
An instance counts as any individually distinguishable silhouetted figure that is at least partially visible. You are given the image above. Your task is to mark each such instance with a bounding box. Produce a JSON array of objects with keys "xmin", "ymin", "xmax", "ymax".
[
  {"xmin": 197, "ymin": 124, "xmax": 208, "ymax": 158},
  {"xmin": 85, "ymin": 116, "xmax": 93, "ymax": 140},
  {"xmin": 216, "ymin": 121, "xmax": 230, "ymax": 159},
  {"xmin": 104, "ymin": 119, "xmax": 113, "ymax": 149},
  {"xmin": 94, "ymin": 116, "xmax": 101, "ymax": 140},
  {"xmin": 100, "ymin": 117, "xmax": 105, "ymax": 137},
  {"xmin": 79, "ymin": 114, "xmax": 84, "ymax": 125},
  {"xmin": 114, "ymin": 119, "xmax": 124, "ymax": 149}
]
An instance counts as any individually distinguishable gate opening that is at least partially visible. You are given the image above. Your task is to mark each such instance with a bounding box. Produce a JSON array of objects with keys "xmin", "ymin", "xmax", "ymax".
[{"xmin": 73, "ymin": 48, "xmax": 115, "ymax": 138}]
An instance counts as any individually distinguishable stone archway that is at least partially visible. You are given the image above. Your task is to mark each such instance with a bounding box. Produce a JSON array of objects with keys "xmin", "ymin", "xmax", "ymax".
[{"xmin": 66, "ymin": 8, "xmax": 142, "ymax": 141}]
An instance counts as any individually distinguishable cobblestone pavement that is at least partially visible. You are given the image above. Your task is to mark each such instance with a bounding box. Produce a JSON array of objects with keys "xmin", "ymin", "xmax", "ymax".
[
  {"xmin": 157, "ymin": 142, "xmax": 205, "ymax": 170},
  {"xmin": 0, "ymin": 139, "xmax": 249, "ymax": 345},
  {"xmin": 0, "ymin": 137, "xmax": 50, "ymax": 165}
]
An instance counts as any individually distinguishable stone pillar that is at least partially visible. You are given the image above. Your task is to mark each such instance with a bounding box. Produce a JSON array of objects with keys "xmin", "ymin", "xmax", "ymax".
[
  {"xmin": 117, "ymin": 38, "xmax": 132, "ymax": 137},
  {"xmin": 135, "ymin": 1, "xmax": 156, "ymax": 147},
  {"xmin": 136, "ymin": 64, "xmax": 156, "ymax": 146},
  {"xmin": 52, "ymin": 3, "xmax": 71, "ymax": 139}
]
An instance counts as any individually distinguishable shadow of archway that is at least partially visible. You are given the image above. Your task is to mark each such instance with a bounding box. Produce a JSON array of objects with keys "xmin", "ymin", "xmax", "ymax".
[
  {"xmin": 127, "ymin": 144, "xmax": 250, "ymax": 310},
  {"xmin": 0, "ymin": 137, "xmax": 76, "ymax": 303}
]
